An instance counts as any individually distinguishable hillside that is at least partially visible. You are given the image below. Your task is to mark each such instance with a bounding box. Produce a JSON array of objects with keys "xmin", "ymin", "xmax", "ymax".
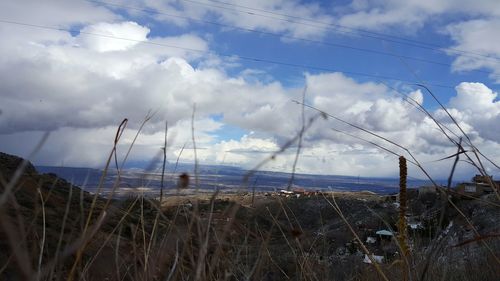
[{"xmin": 1, "ymin": 152, "xmax": 499, "ymax": 280}]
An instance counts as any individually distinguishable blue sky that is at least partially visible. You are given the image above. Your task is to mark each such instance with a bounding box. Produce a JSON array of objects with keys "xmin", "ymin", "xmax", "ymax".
[{"xmin": 0, "ymin": 0, "xmax": 499, "ymax": 180}]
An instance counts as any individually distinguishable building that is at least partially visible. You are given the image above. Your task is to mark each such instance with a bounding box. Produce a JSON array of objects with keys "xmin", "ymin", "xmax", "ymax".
[
  {"xmin": 455, "ymin": 174, "xmax": 497, "ymax": 198},
  {"xmin": 418, "ymin": 185, "xmax": 438, "ymax": 196}
]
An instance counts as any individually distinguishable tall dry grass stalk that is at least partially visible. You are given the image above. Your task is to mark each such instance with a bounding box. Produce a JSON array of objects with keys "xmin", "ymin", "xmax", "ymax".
[
  {"xmin": 160, "ymin": 121, "xmax": 168, "ymax": 202},
  {"xmin": 398, "ymin": 156, "xmax": 409, "ymax": 281},
  {"xmin": 68, "ymin": 112, "xmax": 154, "ymax": 280},
  {"xmin": 397, "ymin": 156, "xmax": 409, "ymax": 257}
]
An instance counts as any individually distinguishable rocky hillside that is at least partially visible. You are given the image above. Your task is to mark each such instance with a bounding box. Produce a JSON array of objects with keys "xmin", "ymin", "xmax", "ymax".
[
  {"xmin": 0, "ymin": 152, "xmax": 37, "ymax": 179},
  {"xmin": 0, "ymin": 152, "xmax": 144, "ymax": 280}
]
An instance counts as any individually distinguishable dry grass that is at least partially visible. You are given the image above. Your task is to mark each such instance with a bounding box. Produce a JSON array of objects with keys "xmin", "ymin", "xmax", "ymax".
[{"xmin": 1, "ymin": 168, "xmax": 499, "ymax": 280}]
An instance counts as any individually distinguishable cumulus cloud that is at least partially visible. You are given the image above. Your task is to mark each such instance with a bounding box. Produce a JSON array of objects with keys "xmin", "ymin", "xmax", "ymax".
[
  {"xmin": 300, "ymin": 74, "xmax": 500, "ymax": 178},
  {"xmin": 0, "ymin": 18, "xmax": 215, "ymax": 133},
  {"xmin": 78, "ymin": 21, "xmax": 150, "ymax": 52},
  {"xmin": 447, "ymin": 82, "xmax": 500, "ymax": 141},
  {"xmin": 445, "ymin": 19, "xmax": 500, "ymax": 82}
]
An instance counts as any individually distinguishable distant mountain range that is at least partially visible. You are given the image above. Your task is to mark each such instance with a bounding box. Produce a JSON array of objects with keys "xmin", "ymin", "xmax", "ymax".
[{"xmin": 36, "ymin": 163, "xmax": 443, "ymax": 196}]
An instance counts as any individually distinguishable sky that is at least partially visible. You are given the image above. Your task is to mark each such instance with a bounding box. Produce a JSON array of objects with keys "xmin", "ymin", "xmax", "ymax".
[{"xmin": 0, "ymin": 0, "xmax": 499, "ymax": 180}]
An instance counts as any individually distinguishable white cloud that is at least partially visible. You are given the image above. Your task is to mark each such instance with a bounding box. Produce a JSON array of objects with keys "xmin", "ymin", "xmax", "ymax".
[
  {"xmin": 333, "ymin": 1, "xmax": 500, "ymax": 82},
  {"xmin": 336, "ymin": 0, "xmax": 500, "ymax": 31},
  {"xmin": 0, "ymin": 20, "xmax": 213, "ymax": 133},
  {"xmin": 446, "ymin": 19, "xmax": 500, "ymax": 82},
  {"xmin": 210, "ymin": 0, "xmax": 334, "ymax": 38},
  {"xmin": 300, "ymin": 74, "xmax": 500, "ymax": 178},
  {"xmin": 0, "ymin": 0, "xmax": 118, "ymax": 27},
  {"xmin": 2, "ymin": 80, "xmax": 499, "ymax": 180},
  {"xmin": 178, "ymin": 134, "xmax": 280, "ymax": 166},
  {"xmin": 78, "ymin": 21, "xmax": 150, "ymax": 52},
  {"xmin": 115, "ymin": 0, "xmax": 335, "ymax": 39},
  {"xmin": 447, "ymin": 82, "xmax": 500, "ymax": 141},
  {"xmin": 450, "ymin": 83, "xmax": 499, "ymax": 113}
]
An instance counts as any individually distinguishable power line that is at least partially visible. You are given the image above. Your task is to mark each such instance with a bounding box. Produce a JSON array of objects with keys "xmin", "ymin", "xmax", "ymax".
[
  {"xmin": 0, "ymin": 19, "xmax": 455, "ymax": 89},
  {"xmin": 204, "ymin": 0, "xmax": 474, "ymax": 54},
  {"xmin": 178, "ymin": 0, "xmax": 500, "ymax": 63},
  {"xmin": 84, "ymin": 0, "xmax": 492, "ymax": 74},
  {"xmin": 205, "ymin": 0, "xmax": 441, "ymax": 46}
]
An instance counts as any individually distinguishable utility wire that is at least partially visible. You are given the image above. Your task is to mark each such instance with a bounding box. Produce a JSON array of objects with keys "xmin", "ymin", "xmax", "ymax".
[
  {"xmin": 0, "ymin": 19, "xmax": 454, "ymax": 88},
  {"xmin": 85, "ymin": 0, "xmax": 492, "ymax": 74},
  {"xmin": 178, "ymin": 0, "xmax": 500, "ymax": 62}
]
